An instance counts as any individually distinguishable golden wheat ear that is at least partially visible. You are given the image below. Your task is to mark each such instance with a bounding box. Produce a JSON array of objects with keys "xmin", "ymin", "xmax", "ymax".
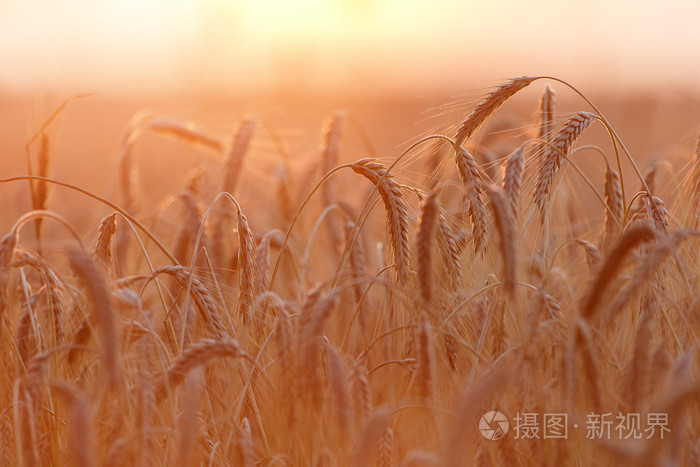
[
  {"xmin": 534, "ymin": 111, "xmax": 596, "ymax": 213},
  {"xmin": 350, "ymin": 159, "xmax": 411, "ymax": 284}
]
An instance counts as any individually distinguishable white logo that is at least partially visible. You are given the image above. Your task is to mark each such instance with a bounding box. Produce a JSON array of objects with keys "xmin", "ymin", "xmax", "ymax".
[{"xmin": 479, "ymin": 411, "xmax": 509, "ymax": 440}]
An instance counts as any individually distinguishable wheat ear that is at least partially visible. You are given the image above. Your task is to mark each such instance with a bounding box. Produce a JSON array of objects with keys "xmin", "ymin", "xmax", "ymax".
[
  {"xmin": 435, "ymin": 211, "xmax": 462, "ymax": 291},
  {"xmin": 602, "ymin": 166, "xmax": 623, "ymax": 246},
  {"xmin": 50, "ymin": 382, "xmax": 96, "ymax": 467},
  {"xmin": 68, "ymin": 248, "xmax": 120, "ymax": 388},
  {"xmin": 0, "ymin": 232, "xmax": 18, "ymax": 318},
  {"xmin": 574, "ymin": 239, "xmax": 602, "ymax": 269},
  {"xmin": 145, "ymin": 116, "xmax": 222, "ymax": 150},
  {"xmin": 93, "ymin": 213, "xmax": 118, "ymax": 270},
  {"xmin": 502, "ymin": 146, "xmax": 523, "ymax": 221},
  {"xmin": 455, "ymin": 147, "xmax": 488, "ymax": 252},
  {"xmin": 33, "ymin": 134, "xmax": 50, "ymax": 250},
  {"xmin": 454, "ymin": 76, "xmax": 535, "ymax": 148},
  {"xmin": 155, "ymin": 338, "xmax": 244, "ymax": 400},
  {"xmin": 236, "ymin": 211, "xmax": 258, "ymax": 324},
  {"xmin": 606, "ymin": 230, "xmax": 693, "ymax": 323},
  {"xmin": 580, "ymin": 223, "xmax": 655, "ymax": 320},
  {"xmin": 623, "ymin": 301, "xmax": 652, "ymax": 411},
  {"xmin": 323, "ymin": 340, "xmax": 351, "ymax": 433},
  {"xmin": 645, "ymin": 195, "xmax": 670, "ymax": 234},
  {"xmin": 691, "ymin": 131, "xmax": 700, "ymax": 227},
  {"xmin": 152, "ymin": 266, "xmax": 227, "ymax": 338},
  {"xmin": 11, "ymin": 250, "xmax": 65, "ymax": 342},
  {"xmin": 320, "ymin": 112, "xmax": 347, "ymax": 204},
  {"xmin": 416, "ymin": 191, "xmax": 439, "ymax": 304},
  {"xmin": 378, "ymin": 426, "xmax": 394, "ymax": 467},
  {"xmin": 351, "ymin": 159, "xmax": 411, "ymax": 283},
  {"xmin": 222, "ymin": 117, "xmax": 258, "ymax": 196},
  {"xmin": 485, "ymin": 185, "xmax": 516, "ymax": 298},
  {"xmin": 574, "ymin": 320, "xmax": 602, "ymax": 410},
  {"xmin": 534, "ymin": 112, "xmax": 596, "ymax": 212},
  {"xmin": 352, "ymin": 408, "xmax": 391, "ymax": 467},
  {"xmin": 320, "ymin": 112, "xmax": 347, "ymax": 249},
  {"xmin": 351, "ymin": 361, "xmax": 372, "ymax": 428},
  {"xmin": 536, "ymin": 84, "xmax": 556, "ymax": 141},
  {"xmin": 415, "ymin": 317, "xmax": 434, "ymax": 402},
  {"xmin": 173, "ymin": 191, "xmax": 207, "ymax": 266}
]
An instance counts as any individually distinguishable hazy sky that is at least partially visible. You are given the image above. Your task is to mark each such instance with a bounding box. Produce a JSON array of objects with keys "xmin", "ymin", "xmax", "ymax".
[{"xmin": 1, "ymin": 0, "xmax": 699, "ymax": 95}]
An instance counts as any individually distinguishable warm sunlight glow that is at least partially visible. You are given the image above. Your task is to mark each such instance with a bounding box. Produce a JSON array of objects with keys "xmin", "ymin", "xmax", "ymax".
[
  {"xmin": 1, "ymin": 1, "xmax": 700, "ymax": 466},
  {"xmin": 1, "ymin": 0, "xmax": 699, "ymax": 93}
]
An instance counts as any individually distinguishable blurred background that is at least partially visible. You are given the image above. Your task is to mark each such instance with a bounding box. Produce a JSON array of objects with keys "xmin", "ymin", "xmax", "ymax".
[{"xmin": 2, "ymin": 0, "xmax": 700, "ymax": 96}]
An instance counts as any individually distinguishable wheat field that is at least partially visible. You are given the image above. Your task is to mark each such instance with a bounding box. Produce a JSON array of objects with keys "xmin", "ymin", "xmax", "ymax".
[{"xmin": 1, "ymin": 76, "xmax": 699, "ymax": 466}]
